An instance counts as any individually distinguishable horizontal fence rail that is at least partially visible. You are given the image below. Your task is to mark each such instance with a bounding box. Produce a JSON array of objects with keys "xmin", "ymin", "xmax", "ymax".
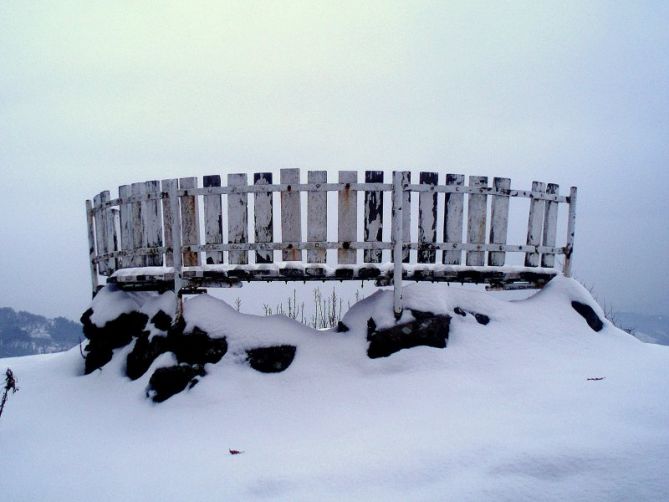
[{"xmin": 86, "ymin": 170, "xmax": 577, "ymax": 316}]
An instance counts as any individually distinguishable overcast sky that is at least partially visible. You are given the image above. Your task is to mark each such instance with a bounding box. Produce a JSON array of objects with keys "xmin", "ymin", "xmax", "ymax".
[{"xmin": 1, "ymin": 1, "xmax": 667, "ymax": 320}]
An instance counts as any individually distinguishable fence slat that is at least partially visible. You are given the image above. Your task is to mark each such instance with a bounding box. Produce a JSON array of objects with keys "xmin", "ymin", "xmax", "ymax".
[
  {"xmin": 161, "ymin": 179, "xmax": 177, "ymax": 267},
  {"xmin": 280, "ymin": 168, "xmax": 302, "ymax": 261},
  {"xmin": 525, "ymin": 181, "xmax": 546, "ymax": 267},
  {"xmin": 307, "ymin": 171, "xmax": 327, "ymax": 264},
  {"xmin": 254, "ymin": 172, "xmax": 274, "ymax": 264},
  {"xmin": 443, "ymin": 174, "xmax": 465, "ymax": 264},
  {"xmin": 418, "ymin": 172, "xmax": 438, "ymax": 263},
  {"xmin": 130, "ymin": 183, "xmax": 145, "ymax": 267},
  {"xmin": 488, "ymin": 177, "xmax": 511, "ymax": 266},
  {"xmin": 93, "ymin": 193, "xmax": 109, "ymax": 275},
  {"xmin": 85, "ymin": 199, "xmax": 99, "ymax": 294},
  {"xmin": 392, "ymin": 171, "xmax": 411, "ymax": 263},
  {"xmin": 466, "ymin": 176, "xmax": 488, "ymax": 266},
  {"xmin": 104, "ymin": 191, "xmax": 119, "ymax": 273},
  {"xmin": 179, "ymin": 177, "xmax": 201, "ymax": 267},
  {"xmin": 118, "ymin": 185, "xmax": 133, "ymax": 268},
  {"xmin": 143, "ymin": 180, "xmax": 163, "ymax": 266},
  {"xmin": 541, "ymin": 183, "xmax": 559, "ymax": 267},
  {"xmin": 338, "ymin": 171, "xmax": 358, "ymax": 264},
  {"xmin": 228, "ymin": 173, "xmax": 249, "ymax": 264},
  {"xmin": 364, "ymin": 171, "xmax": 384, "ymax": 263},
  {"xmin": 203, "ymin": 175, "xmax": 223, "ymax": 265}
]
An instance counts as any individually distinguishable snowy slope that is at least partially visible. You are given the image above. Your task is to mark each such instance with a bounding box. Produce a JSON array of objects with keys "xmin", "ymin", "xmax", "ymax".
[{"xmin": 1, "ymin": 277, "xmax": 668, "ymax": 501}]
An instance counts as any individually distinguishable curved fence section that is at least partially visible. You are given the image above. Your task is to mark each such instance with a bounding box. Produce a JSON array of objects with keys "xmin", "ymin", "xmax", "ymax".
[{"xmin": 85, "ymin": 170, "xmax": 577, "ymax": 315}]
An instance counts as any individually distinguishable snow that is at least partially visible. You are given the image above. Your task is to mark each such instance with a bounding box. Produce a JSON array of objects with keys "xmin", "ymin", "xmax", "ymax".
[{"xmin": 2, "ymin": 277, "xmax": 669, "ymax": 501}]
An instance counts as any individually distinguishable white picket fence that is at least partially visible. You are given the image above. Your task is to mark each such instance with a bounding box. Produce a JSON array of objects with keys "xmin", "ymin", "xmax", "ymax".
[{"xmin": 86, "ymin": 169, "xmax": 577, "ymax": 316}]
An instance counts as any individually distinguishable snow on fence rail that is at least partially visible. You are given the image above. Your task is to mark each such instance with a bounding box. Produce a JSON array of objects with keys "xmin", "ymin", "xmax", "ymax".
[{"xmin": 85, "ymin": 169, "xmax": 577, "ymax": 316}]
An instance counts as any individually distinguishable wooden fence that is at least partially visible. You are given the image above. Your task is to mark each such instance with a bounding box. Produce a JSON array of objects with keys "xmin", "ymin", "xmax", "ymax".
[{"xmin": 86, "ymin": 169, "xmax": 577, "ymax": 316}]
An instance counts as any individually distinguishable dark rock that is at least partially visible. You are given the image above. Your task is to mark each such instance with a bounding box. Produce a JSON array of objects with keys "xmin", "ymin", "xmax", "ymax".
[
  {"xmin": 473, "ymin": 313, "xmax": 490, "ymax": 325},
  {"xmin": 172, "ymin": 327, "xmax": 228, "ymax": 366},
  {"xmin": 571, "ymin": 301, "xmax": 604, "ymax": 332},
  {"xmin": 126, "ymin": 334, "xmax": 170, "ymax": 380},
  {"xmin": 410, "ymin": 309, "xmax": 434, "ymax": 321},
  {"xmin": 367, "ymin": 314, "xmax": 450, "ymax": 359},
  {"xmin": 452, "ymin": 307, "xmax": 489, "ymax": 325},
  {"xmin": 81, "ymin": 310, "xmax": 149, "ymax": 348},
  {"xmin": 147, "ymin": 364, "xmax": 205, "ymax": 403},
  {"xmin": 80, "ymin": 309, "xmax": 149, "ymax": 373},
  {"xmin": 151, "ymin": 310, "xmax": 172, "ymax": 331},
  {"xmin": 246, "ymin": 345, "xmax": 296, "ymax": 373},
  {"xmin": 336, "ymin": 321, "xmax": 350, "ymax": 333},
  {"xmin": 84, "ymin": 344, "xmax": 112, "ymax": 374}
]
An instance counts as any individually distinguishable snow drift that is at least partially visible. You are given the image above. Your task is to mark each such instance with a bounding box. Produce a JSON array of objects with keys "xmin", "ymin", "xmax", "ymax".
[{"xmin": 1, "ymin": 277, "xmax": 668, "ymax": 501}]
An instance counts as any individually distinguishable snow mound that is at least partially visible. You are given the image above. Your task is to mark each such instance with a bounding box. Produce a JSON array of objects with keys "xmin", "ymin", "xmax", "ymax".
[{"xmin": 2, "ymin": 277, "xmax": 668, "ymax": 501}]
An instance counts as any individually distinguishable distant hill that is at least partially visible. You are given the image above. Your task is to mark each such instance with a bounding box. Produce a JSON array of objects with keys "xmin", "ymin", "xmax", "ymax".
[
  {"xmin": 0, "ymin": 307, "xmax": 81, "ymax": 357},
  {"xmin": 617, "ymin": 312, "xmax": 669, "ymax": 346}
]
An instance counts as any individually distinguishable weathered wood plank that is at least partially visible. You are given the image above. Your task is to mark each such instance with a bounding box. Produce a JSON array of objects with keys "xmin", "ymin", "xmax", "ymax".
[
  {"xmin": 418, "ymin": 172, "xmax": 438, "ymax": 263},
  {"xmin": 307, "ymin": 171, "xmax": 327, "ymax": 263},
  {"xmin": 203, "ymin": 175, "xmax": 223, "ymax": 265},
  {"xmin": 130, "ymin": 182, "xmax": 145, "ymax": 267},
  {"xmin": 563, "ymin": 186, "xmax": 577, "ymax": 277},
  {"xmin": 525, "ymin": 181, "xmax": 546, "ymax": 267},
  {"xmin": 391, "ymin": 171, "xmax": 411, "ymax": 263},
  {"xmin": 92, "ymin": 193, "xmax": 109, "ymax": 275},
  {"xmin": 392, "ymin": 171, "xmax": 404, "ymax": 316},
  {"xmin": 253, "ymin": 172, "xmax": 274, "ymax": 264},
  {"xmin": 280, "ymin": 168, "xmax": 302, "ymax": 261},
  {"xmin": 338, "ymin": 171, "xmax": 358, "ymax": 264},
  {"xmin": 228, "ymin": 173, "xmax": 249, "ymax": 264},
  {"xmin": 443, "ymin": 174, "xmax": 465, "ymax": 264},
  {"xmin": 161, "ymin": 179, "xmax": 177, "ymax": 267},
  {"xmin": 118, "ymin": 185, "xmax": 133, "ymax": 268},
  {"xmin": 143, "ymin": 180, "xmax": 163, "ymax": 266},
  {"xmin": 466, "ymin": 176, "xmax": 488, "ymax": 266},
  {"xmin": 179, "ymin": 177, "xmax": 201, "ymax": 267},
  {"xmin": 488, "ymin": 177, "xmax": 511, "ymax": 266},
  {"xmin": 85, "ymin": 199, "xmax": 99, "ymax": 294},
  {"xmin": 364, "ymin": 171, "xmax": 384, "ymax": 263},
  {"xmin": 541, "ymin": 183, "xmax": 559, "ymax": 267}
]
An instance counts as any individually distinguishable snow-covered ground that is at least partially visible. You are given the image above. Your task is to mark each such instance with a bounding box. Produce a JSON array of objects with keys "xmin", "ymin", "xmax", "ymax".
[{"xmin": 1, "ymin": 277, "xmax": 668, "ymax": 501}]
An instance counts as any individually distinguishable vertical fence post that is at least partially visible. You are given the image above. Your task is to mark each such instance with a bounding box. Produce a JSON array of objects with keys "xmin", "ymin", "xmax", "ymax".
[
  {"xmin": 85, "ymin": 200, "xmax": 99, "ymax": 297},
  {"xmin": 168, "ymin": 182, "xmax": 184, "ymax": 319},
  {"xmin": 392, "ymin": 171, "xmax": 404, "ymax": 319},
  {"xmin": 563, "ymin": 186, "xmax": 577, "ymax": 277}
]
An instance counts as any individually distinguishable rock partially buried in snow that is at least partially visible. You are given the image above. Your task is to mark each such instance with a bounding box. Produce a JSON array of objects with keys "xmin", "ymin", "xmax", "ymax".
[
  {"xmin": 147, "ymin": 364, "xmax": 205, "ymax": 403},
  {"xmin": 246, "ymin": 345, "xmax": 297, "ymax": 373},
  {"xmin": 571, "ymin": 301, "xmax": 604, "ymax": 332},
  {"xmin": 367, "ymin": 310, "xmax": 450, "ymax": 359},
  {"xmin": 80, "ymin": 308, "xmax": 149, "ymax": 374}
]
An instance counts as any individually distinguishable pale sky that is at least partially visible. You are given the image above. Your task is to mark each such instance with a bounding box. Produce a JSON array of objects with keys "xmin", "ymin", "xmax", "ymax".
[{"xmin": 1, "ymin": 1, "xmax": 667, "ymax": 320}]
